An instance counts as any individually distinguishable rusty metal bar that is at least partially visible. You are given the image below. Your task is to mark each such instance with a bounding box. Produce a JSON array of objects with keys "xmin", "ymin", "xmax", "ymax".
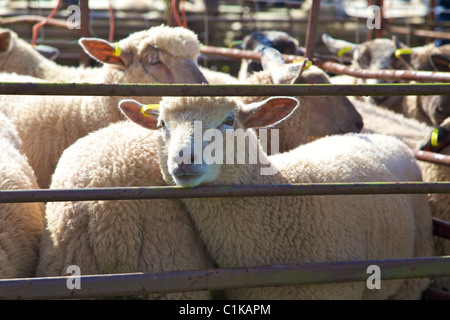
[
  {"xmin": 304, "ymin": 0, "xmax": 320, "ymax": 60},
  {"xmin": 390, "ymin": 26, "xmax": 450, "ymax": 41},
  {"xmin": 413, "ymin": 150, "xmax": 450, "ymax": 167},
  {"xmin": 0, "ymin": 256, "xmax": 448, "ymax": 299},
  {"xmin": 200, "ymin": 45, "xmax": 450, "ymax": 82},
  {"xmin": 0, "ymin": 82, "xmax": 450, "ymax": 96},
  {"xmin": 1, "ymin": 182, "xmax": 450, "ymax": 204},
  {"xmin": 0, "ymin": 15, "xmax": 68, "ymax": 28}
]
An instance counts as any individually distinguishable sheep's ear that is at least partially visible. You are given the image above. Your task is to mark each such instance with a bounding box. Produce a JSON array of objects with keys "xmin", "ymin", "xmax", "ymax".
[
  {"xmin": 238, "ymin": 96, "xmax": 300, "ymax": 128},
  {"xmin": 429, "ymin": 54, "xmax": 450, "ymax": 72},
  {"xmin": 79, "ymin": 38, "xmax": 125, "ymax": 66},
  {"xmin": 261, "ymin": 47, "xmax": 302, "ymax": 84},
  {"xmin": 35, "ymin": 44, "xmax": 60, "ymax": 60},
  {"xmin": 118, "ymin": 99, "xmax": 160, "ymax": 130},
  {"xmin": 0, "ymin": 29, "xmax": 12, "ymax": 53},
  {"xmin": 321, "ymin": 33, "xmax": 358, "ymax": 59}
]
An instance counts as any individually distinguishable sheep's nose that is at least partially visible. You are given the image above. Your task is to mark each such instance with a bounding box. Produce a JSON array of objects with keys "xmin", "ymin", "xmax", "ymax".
[
  {"xmin": 179, "ymin": 155, "xmax": 195, "ymax": 171},
  {"xmin": 356, "ymin": 119, "xmax": 364, "ymax": 132}
]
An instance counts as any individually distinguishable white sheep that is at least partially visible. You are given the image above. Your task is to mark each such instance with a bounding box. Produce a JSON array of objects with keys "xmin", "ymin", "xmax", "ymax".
[
  {"xmin": 118, "ymin": 95, "xmax": 434, "ymax": 300},
  {"xmin": 322, "ymin": 33, "xmax": 450, "ymax": 126},
  {"xmin": 37, "ymin": 120, "xmax": 215, "ymax": 299},
  {"xmin": 240, "ymin": 47, "xmax": 363, "ymax": 153},
  {"xmin": 0, "ymin": 24, "xmax": 208, "ymax": 189},
  {"xmin": 0, "ymin": 111, "xmax": 45, "ymax": 278},
  {"xmin": 352, "ymin": 97, "xmax": 450, "ymax": 291},
  {"xmin": 0, "ymin": 28, "xmax": 101, "ymax": 82}
]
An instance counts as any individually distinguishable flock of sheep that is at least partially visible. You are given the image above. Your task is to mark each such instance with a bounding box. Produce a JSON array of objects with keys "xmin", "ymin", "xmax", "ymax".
[{"xmin": 0, "ymin": 23, "xmax": 449, "ymax": 300}]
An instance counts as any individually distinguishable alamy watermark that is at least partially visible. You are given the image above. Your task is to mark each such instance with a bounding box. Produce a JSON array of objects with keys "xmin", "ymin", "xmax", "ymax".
[
  {"xmin": 367, "ymin": 5, "xmax": 382, "ymax": 30},
  {"xmin": 66, "ymin": 5, "xmax": 81, "ymax": 30},
  {"xmin": 66, "ymin": 265, "xmax": 81, "ymax": 290},
  {"xmin": 367, "ymin": 265, "xmax": 381, "ymax": 289},
  {"xmin": 174, "ymin": 121, "xmax": 279, "ymax": 176}
]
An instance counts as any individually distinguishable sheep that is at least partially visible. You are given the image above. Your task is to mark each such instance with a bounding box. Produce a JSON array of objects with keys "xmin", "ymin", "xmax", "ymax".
[
  {"xmin": 236, "ymin": 30, "xmax": 302, "ymax": 81},
  {"xmin": 399, "ymin": 44, "xmax": 450, "ymax": 126},
  {"xmin": 322, "ymin": 33, "xmax": 450, "ymax": 126},
  {"xmin": 240, "ymin": 47, "xmax": 363, "ymax": 154},
  {"xmin": 352, "ymin": 98, "xmax": 450, "ymax": 291},
  {"xmin": 37, "ymin": 120, "xmax": 215, "ymax": 299},
  {"xmin": 322, "ymin": 33, "xmax": 412, "ymax": 107},
  {"xmin": 0, "ymin": 111, "xmax": 45, "ymax": 278},
  {"xmin": 118, "ymin": 95, "xmax": 434, "ymax": 300},
  {"xmin": 0, "ymin": 24, "xmax": 208, "ymax": 189},
  {"xmin": 0, "ymin": 28, "xmax": 101, "ymax": 82}
]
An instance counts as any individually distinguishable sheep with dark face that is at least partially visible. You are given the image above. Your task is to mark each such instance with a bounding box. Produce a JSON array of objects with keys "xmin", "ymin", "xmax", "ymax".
[
  {"xmin": 240, "ymin": 47, "xmax": 363, "ymax": 154},
  {"xmin": 237, "ymin": 30, "xmax": 302, "ymax": 81}
]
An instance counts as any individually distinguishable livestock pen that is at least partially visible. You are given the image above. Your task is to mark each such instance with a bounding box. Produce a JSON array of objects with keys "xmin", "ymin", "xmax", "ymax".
[{"xmin": 0, "ymin": 0, "xmax": 449, "ymax": 302}]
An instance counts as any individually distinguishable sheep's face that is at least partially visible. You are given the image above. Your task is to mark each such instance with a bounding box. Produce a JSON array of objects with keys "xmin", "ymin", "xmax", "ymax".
[
  {"xmin": 419, "ymin": 95, "xmax": 450, "ymax": 127},
  {"xmin": 412, "ymin": 46, "xmax": 450, "ymax": 126},
  {"xmin": 119, "ymin": 96, "xmax": 300, "ymax": 187},
  {"xmin": 79, "ymin": 25, "xmax": 207, "ymax": 85},
  {"xmin": 241, "ymin": 30, "xmax": 299, "ymax": 77},
  {"xmin": 419, "ymin": 117, "xmax": 450, "ymax": 152},
  {"xmin": 158, "ymin": 98, "xmax": 239, "ymax": 187}
]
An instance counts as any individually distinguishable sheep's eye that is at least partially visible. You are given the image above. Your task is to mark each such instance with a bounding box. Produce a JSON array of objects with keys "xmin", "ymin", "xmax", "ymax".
[
  {"xmin": 222, "ymin": 116, "xmax": 235, "ymax": 127},
  {"xmin": 148, "ymin": 53, "xmax": 160, "ymax": 65},
  {"xmin": 436, "ymin": 107, "xmax": 445, "ymax": 115},
  {"xmin": 158, "ymin": 120, "xmax": 166, "ymax": 128}
]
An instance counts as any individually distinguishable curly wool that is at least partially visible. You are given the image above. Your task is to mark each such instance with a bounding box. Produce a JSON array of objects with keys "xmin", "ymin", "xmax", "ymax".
[
  {"xmin": 37, "ymin": 120, "xmax": 215, "ymax": 299},
  {"xmin": 0, "ymin": 112, "xmax": 44, "ymax": 278}
]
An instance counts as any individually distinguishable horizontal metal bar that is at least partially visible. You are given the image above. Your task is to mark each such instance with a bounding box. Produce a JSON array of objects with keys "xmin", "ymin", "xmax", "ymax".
[
  {"xmin": 0, "ymin": 182, "xmax": 449, "ymax": 204},
  {"xmin": 413, "ymin": 150, "xmax": 450, "ymax": 167},
  {"xmin": 390, "ymin": 26, "xmax": 450, "ymax": 40},
  {"xmin": 0, "ymin": 256, "xmax": 448, "ymax": 299},
  {"xmin": 200, "ymin": 45, "xmax": 450, "ymax": 82},
  {"xmin": 0, "ymin": 82, "xmax": 450, "ymax": 96}
]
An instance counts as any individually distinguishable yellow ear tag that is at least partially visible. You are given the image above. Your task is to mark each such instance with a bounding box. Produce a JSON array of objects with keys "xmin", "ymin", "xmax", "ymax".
[
  {"xmin": 141, "ymin": 104, "xmax": 159, "ymax": 117},
  {"xmin": 337, "ymin": 46, "xmax": 352, "ymax": 57},
  {"xmin": 431, "ymin": 128, "xmax": 439, "ymax": 147},
  {"xmin": 292, "ymin": 59, "xmax": 312, "ymax": 70},
  {"xmin": 228, "ymin": 40, "xmax": 243, "ymax": 48},
  {"xmin": 395, "ymin": 48, "xmax": 412, "ymax": 58},
  {"xmin": 112, "ymin": 42, "xmax": 121, "ymax": 57}
]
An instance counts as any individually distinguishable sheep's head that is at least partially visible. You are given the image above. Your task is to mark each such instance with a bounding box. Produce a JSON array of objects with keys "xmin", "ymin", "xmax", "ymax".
[
  {"xmin": 322, "ymin": 34, "xmax": 412, "ymax": 108},
  {"xmin": 119, "ymin": 96, "xmax": 299, "ymax": 187},
  {"xmin": 411, "ymin": 44, "xmax": 450, "ymax": 126},
  {"xmin": 237, "ymin": 30, "xmax": 301, "ymax": 80},
  {"xmin": 245, "ymin": 47, "xmax": 363, "ymax": 141},
  {"xmin": 419, "ymin": 117, "xmax": 450, "ymax": 153},
  {"xmin": 79, "ymin": 24, "xmax": 207, "ymax": 85}
]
